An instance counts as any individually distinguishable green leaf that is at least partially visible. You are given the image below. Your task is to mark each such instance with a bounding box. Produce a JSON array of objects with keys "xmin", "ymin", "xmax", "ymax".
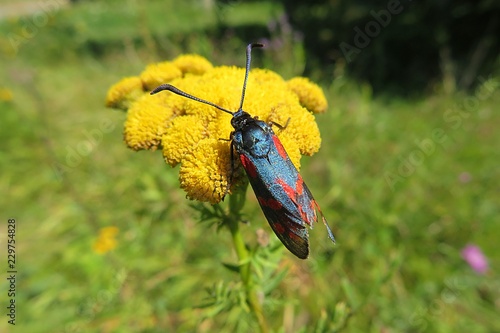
[{"xmin": 222, "ymin": 262, "xmax": 241, "ymax": 274}]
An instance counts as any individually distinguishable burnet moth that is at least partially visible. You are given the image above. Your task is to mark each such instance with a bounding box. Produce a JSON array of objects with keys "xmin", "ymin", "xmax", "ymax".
[{"xmin": 151, "ymin": 43, "xmax": 335, "ymax": 259}]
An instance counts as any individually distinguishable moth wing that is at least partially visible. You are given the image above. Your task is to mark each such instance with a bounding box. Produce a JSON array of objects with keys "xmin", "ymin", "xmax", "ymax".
[{"xmin": 257, "ymin": 186, "xmax": 310, "ymax": 259}]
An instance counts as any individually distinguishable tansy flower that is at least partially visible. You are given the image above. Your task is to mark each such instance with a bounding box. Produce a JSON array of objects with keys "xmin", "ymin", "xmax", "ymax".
[
  {"xmin": 105, "ymin": 77, "xmax": 144, "ymax": 110},
  {"xmin": 287, "ymin": 77, "xmax": 328, "ymax": 113},
  {"xmin": 124, "ymin": 92, "xmax": 178, "ymax": 151},
  {"xmin": 173, "ymin": 54, "xmax": 213, "ymax": 75},
  {"xmin": 0, "ymin": 88, "xmax": 13, "ymax": 102},
  {"xmin": 105, "ymin": 55, "xmax": 214, "ymax": 111},
  {"xmin": 93, "ymin": 226, "xmax": 119, "ymax": 254},
  {"xmin": 140, "ymin": 62, "xmax": 183, "ymax": 91},
  {"xmin": 105, "ymin": 53, "xmax": 328, "ymax": 204}
]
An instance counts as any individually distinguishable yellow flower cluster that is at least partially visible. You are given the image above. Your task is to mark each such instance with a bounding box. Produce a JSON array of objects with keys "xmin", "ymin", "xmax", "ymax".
[
  {"xmin": 92, "ymin": 226, "xmax": 119, "ymax": 254},
  {"xmin": 0, "ymin": 88, "xmax": 13, "ymax": 102},
  {"xmin": 105, "ymin": 53, "xmax": 328, "ymax": 204}
]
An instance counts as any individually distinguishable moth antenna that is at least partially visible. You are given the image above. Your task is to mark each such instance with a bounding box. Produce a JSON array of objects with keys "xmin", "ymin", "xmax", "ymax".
[
  {"xmin": 150, "ymin": 84, "xmax": 234, "ymax": 115},
  {"xmin": 238, "ymin": 43, "xmax": 264, "ymax": 111}
]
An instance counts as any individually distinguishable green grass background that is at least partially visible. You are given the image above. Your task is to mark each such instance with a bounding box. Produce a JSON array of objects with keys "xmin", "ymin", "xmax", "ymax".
[{"xmin": 0, "ymin": 0, "xmax": 498, "ymax": 332}]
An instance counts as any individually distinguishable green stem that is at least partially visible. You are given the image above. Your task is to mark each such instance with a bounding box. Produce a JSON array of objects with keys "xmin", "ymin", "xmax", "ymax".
[{"xmin": 226, "ymin": 188, "xmax": 269, "ymax": 333}]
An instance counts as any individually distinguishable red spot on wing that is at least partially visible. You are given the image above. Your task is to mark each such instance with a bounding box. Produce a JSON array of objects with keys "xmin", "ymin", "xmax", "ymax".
[
  {"xmin": 312, "ymin": 200, "xmax": 321, "ymax": 221},
  {"xmin": 273, "ymin": 222, "xmax": 285, "ymax": 234},
  {"xmin": 272, "ymin": 135, "xmax": 288, "ymax": 159},
  {"xmin": 310, "ymin": 200, "xmax": 317, "ymax": 212},
  {"xmin": 276, "ymin": 176, "xmax": 315, "ymax": 225},
  {"xmin": 292, "ymin": 175, "xmax": 319, "ymax": 226},
  {"xmin": 288, "ymin": 230, "xmax": 302, "ymax": 241},
  {"xmin": 267, "ymin": 198, "xmax": 283, "ymax": 210},
  {"xmin": 299, "ymin": 208, "xmax": 307, "ymax": 221},
  {"xmin": 287, "ymin": 221, "xmax": 299, "ymax": 232},
  {"xmin": 295, "ymin": 174, "xmax": 304, "ymax": 195},
  {"xmin": 258, "ymin": 197, "xmax": 283, "ymax": 210},
  {"xmin": 276, "ymin": 178, "xmax": 296, "ymax": 202},
  {"xmin": 240, "ymin": 154, "xmax": 257, "ymax": 178},
  {"xmin": 303, "ymin": 199, "xmax": 318, "ymax": 226}
]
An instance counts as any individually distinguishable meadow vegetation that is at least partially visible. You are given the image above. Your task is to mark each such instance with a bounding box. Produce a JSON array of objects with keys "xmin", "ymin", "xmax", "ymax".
[{"xmin": 0, "ymin": 0, "xmax": 498, "ymax": 332}]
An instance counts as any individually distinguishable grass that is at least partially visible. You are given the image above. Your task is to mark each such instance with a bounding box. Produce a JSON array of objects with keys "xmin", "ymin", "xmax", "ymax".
[{"xmin": 0, "ymin": 0, "xmax": 499, "ymax": 332}]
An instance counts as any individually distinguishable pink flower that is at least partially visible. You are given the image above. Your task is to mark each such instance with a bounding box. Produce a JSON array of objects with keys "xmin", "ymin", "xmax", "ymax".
[{"xmin": 461, "ymin": 244, "xmax": 489, "ymax": 274}]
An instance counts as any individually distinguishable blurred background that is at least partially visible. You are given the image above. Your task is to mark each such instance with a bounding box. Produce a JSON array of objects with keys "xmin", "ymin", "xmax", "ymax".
[{"xmin": 0, "ymin": 0, "xmax": 499, "ymax": 332}]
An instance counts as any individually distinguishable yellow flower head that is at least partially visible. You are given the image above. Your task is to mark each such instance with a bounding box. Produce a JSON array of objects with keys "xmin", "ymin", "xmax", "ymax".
[
  {"xmin": 179, "ymin": 138, "xmax": 237, "ymax": 204},
  {"xmin": 105, "ymin": 77, "xmax": 144, "ymax": 110},
  {"xmin": 287, "ymin": 77, "xmax": 328, "ymax": 113},
  {"xmin": 140, "ymin": 62, "xmax": 183, "ymax": 91},
  {"xmin": 124, "ymin": 92, "xmax": 176, "ymax": 151},
  {"xmin": 93, "ymin": 226, "xmax": 119, "ymax": 255},
  {"xmin": 105, "ymin": 55, "xmax": 212, "ymax": 110},
  {"xmin": 106, "ymin": 53, "xmax": 328, "ymax": 204},
  {"xmin": 0, "ymin": 88, "xmax": 13, "ymax": 102},
  {"xmin": 173, "ymin": 54, "xmax": 213, "ymax": 75}
]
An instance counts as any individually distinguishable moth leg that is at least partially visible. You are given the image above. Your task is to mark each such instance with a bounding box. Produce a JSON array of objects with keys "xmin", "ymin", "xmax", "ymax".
[{"xmin": 269, "ymin": 117, "xmax": 291, "ymax": 131}]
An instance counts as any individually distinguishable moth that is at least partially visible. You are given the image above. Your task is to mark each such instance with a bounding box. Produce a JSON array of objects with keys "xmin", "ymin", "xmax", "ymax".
[{"xmin": 151, "ymin": 43, "xmax": 335, "ymax": 258}]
